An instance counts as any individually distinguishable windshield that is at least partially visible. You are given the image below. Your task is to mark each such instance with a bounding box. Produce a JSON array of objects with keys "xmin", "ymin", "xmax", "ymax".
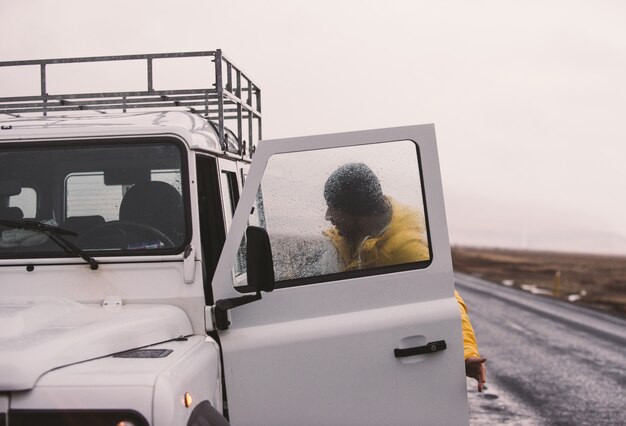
[{"xmin": 0, "ymin": 138, "xmax": 188, "ymax": 259}]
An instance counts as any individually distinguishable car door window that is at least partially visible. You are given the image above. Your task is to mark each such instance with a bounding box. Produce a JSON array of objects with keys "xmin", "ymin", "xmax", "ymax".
[{"xmin": 234, "ymin": 140, "xmax": 431, "ymax": 289}]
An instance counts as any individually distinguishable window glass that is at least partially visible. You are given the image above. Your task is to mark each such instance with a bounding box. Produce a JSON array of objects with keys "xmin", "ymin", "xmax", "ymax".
[
  {"xmin": 220, "ymin": 171, "xmax": 239, "ymax": 230},
  {"xmin": 234, "ymin": 186, "xmax": 263, "ymax": 284},
  {"xmin": 66, "ymin": 173, "xmax": 124, "ymax": 221},
  {"xmin": 152, "ymin": 169, "xmax": 182, "ymax": 193},
  {"xmin": 9, "ymin": 187, "xmax": 37, "ymax": 218},
  {"xmin": 234, "ymin": 140, "xmax": 430, "ymax": 288},
  {"xmin": 0, "ymin": 139, "xmax": 186, "ymax": 258},
  {"xmin": 66, "ymin": 169, "xmax": 182, "ymax": 221}
]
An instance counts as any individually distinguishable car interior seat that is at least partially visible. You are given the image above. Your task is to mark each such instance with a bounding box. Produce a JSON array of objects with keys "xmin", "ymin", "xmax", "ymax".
[
  {"xmin": 0, "ymin": 206, "xmax": 24, "ymax": 220},
  {"xmin": 119, "ymin": 181, "xmax": 184, "ymax": 244},
  {"xmin": 0, "ymin": 207, "xmax": 25, "ymax": 236}
]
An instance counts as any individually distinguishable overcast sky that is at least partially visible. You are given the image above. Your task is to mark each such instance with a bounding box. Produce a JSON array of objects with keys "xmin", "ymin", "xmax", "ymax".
[{"xmin": 2, "ymin": 0, "xmax": 625, "ymax": 255}]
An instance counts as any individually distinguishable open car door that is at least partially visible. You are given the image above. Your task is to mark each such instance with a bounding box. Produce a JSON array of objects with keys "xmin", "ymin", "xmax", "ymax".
[{"xmin": 209, "ymin": 125, "xmax": 469, "ymax": 425}]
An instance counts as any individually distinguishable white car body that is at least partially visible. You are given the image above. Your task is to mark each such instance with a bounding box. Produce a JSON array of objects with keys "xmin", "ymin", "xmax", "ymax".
[{"xmin": 0, "ymin": 111, "xmax": 469, "ymax": 425}]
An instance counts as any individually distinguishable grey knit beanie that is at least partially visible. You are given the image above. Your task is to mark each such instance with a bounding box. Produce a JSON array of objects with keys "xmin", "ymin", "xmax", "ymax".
[{"xmin": 324, "ymin": 163, "xmax": 387, "ymax": 216}]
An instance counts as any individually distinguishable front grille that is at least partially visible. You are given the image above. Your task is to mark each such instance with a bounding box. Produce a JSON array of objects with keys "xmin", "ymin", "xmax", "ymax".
[{"xmin": 9, "ymin": 409, "xmax": 149, "ymax": 426}]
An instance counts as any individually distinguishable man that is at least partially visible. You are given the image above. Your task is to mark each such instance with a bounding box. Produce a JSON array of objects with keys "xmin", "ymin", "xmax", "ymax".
[{"xmin": 323, "ymin": 162, "xmax": 487, "ymax": 392}]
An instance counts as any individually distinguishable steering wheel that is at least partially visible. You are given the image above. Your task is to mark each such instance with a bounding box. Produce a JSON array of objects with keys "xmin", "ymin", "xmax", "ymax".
[{"xmin": 77, "ymin": 221, "xmax": 175, "ymax": 249}]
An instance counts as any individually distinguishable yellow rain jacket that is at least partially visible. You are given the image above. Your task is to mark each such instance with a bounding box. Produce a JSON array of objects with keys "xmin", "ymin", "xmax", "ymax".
[{"xmin": 325, "ymin": 198, "xmax": 480, "ymax": 359}]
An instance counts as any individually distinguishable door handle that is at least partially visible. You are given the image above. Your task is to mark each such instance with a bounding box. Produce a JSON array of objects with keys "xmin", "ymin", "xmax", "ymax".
[{"xmin": 394, "ymin": 340, "xmax": 446, "ymax": 358}]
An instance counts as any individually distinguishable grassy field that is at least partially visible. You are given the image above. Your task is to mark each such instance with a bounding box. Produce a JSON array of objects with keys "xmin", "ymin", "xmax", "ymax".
[{"xmin": 451, "ymin": 246, "xmax": 626, "ymax": 317}]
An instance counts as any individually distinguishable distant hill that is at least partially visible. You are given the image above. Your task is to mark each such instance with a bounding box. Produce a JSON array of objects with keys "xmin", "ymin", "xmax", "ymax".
[
  {"xmin": 445, "ymin": 191, "xmax": 626, "ymax": 256},
  {"xmin": 452, "ymin": 246, "xmax": 626, "ymax": 317}
]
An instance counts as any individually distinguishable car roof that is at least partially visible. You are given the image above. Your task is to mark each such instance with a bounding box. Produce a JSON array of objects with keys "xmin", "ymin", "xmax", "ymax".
[{"xmin": 0, "ymin": 110, "xmax": 227, "ymax": 154}]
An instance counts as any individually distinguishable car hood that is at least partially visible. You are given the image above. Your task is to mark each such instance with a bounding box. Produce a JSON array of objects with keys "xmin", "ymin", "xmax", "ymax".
[{"xmin": 0, "ymin": 297, "xmax": 192, "ymax": 390}]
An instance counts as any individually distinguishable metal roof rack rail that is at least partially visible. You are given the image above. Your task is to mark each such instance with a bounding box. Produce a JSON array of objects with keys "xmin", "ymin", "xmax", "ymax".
[{"xmin": 0, "ymin": 50, "xmax": 262, "ymax": 155}]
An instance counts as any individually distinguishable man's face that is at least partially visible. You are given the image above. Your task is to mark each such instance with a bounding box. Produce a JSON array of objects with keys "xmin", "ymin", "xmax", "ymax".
[{"xmin": 325, "ymin": 205, "xmax": 361, "ymax": 238}]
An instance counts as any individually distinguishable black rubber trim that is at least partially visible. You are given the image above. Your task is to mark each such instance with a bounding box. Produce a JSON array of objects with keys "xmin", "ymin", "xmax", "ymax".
[
  {"xmin": 187, "ymin": 400, "xmax": 230, "ymax": 426},
  {"xmin": 196, "ymin": 155, "xmax": 227, "ymax": 305}
]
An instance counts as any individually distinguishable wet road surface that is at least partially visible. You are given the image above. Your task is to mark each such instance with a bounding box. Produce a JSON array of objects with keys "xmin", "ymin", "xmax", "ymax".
[{"xmin": 456, "ymin": 273, "xmax": 626, "ymax": 426}]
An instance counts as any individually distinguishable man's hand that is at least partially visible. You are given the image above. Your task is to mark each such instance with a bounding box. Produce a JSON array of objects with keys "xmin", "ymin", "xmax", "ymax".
[{"xmin": 465, "ymin": 356, "xmax": 487, "ymax": 392}]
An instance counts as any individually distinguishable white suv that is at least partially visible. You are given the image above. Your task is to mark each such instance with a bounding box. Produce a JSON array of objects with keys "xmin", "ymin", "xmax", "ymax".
[{"xmin": 0, "ymin": 52, "xmax": 468, "ymax": 425}]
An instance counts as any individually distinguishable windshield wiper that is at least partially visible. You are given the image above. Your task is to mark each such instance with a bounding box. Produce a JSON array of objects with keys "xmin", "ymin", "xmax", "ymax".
[{"xmin": 0, "ymin": 219, "xmax": 99, "ymax": 270}]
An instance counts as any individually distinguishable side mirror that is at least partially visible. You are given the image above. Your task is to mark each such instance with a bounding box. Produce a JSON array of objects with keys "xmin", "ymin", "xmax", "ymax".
[
  {"xmin": 214, "ymin": 226, "xmax": 275, "ymax": 331},
  {"xmin": 246, "ymin": 226, "xmax": 275, "ymax": 293}
]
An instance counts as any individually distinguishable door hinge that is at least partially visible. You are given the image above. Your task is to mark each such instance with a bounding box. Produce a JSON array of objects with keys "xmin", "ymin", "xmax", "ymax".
[
  {"xmin": 213, "ymin": 292, "xmax": 262, "ymax": 331},
  {"xmin": 183, "ymin": 244, "xmax": 196, "ymax": 284}
]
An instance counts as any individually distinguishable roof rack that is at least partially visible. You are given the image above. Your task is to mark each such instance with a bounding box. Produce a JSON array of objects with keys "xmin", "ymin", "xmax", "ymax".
[{"xmin": 0, "ymin": 50, "xmax": 262, "ymax": 155}]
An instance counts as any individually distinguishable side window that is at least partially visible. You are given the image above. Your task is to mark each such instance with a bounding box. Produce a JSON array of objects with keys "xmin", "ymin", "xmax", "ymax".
[
  {"xmin": 65, "ymin": 170, "xmax": 182, "ymax": 221},
  {"xmin": 66, "ymin": 173, "xmax": 124, "ymax": 221},
  {"xmin": 234, "ymin": 140, "xmax": 431, "ymax": 289},
  {"xmin": 234, "ymin": 187, "xmax": 264, "ymax": 281},
  {"xmin": 220, "ymin": 170, "xmax": 239, "ymax": 230},
  {"xmin": 9, "ymin": 187, "xmax": 37, "ymax": 218}
]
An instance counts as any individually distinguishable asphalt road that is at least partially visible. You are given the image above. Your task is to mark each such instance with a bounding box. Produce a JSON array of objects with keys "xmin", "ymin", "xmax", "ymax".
[{"xmin": 455, "ymin": 273, "xmax": 626, "ymax": 426}]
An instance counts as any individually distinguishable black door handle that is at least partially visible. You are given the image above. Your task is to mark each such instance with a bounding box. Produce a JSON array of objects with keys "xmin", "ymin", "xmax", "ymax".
[{"xmin": 394, "ymin": 340, "xmax": 447, "ymax": 358}]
